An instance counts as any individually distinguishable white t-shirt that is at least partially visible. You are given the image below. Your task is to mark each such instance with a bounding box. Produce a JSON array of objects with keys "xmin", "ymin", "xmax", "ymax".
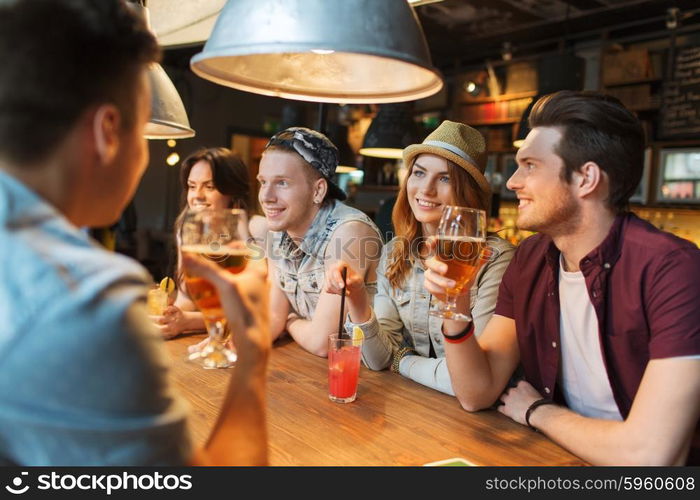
[{"xmin": 558, "ymin": 256, "xmax": 623, "ymax": 421}]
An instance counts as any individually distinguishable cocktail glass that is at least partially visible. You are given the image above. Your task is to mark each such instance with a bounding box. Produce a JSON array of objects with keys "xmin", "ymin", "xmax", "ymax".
[{"xmin": 328, "ymin": 334, "xmax": 363, "ymax": 403}]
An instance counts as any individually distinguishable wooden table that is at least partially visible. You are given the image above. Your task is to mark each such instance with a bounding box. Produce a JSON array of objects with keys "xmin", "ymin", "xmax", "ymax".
[{"xmin": 165, "ymin": 334, "xmax": 586, "ymax": 466}]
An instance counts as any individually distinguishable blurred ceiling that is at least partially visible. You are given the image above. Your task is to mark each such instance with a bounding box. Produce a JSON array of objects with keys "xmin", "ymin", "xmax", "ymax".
[
  {"xmin": 415, "ymin": 0, "xmax": 700, "ymax": 72},
  {"xmin": 162, "ymin": 0, "xmax": 700, "ymax": 76}
]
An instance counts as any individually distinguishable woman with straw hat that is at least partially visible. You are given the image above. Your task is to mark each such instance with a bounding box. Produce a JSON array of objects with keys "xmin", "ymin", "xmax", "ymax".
[{"xmin": 326, "ymin": 120, "xmax": 514, "ymax": 395}]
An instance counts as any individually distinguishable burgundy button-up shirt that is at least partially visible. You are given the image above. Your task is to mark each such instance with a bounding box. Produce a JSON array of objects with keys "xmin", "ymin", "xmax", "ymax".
[{"xmin": 495, "ymin": 213, "xmax": 700, "ymax": 419}]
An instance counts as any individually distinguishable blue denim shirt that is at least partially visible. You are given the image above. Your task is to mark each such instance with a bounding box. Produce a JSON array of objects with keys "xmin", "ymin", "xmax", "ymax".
[
  {"xmin": 347, "ymin": 235, "xmax": 514, "ymax": 395},
  {"xmin": 268, "ymin": 199, "xmax": 382, "ymax": 319},
  {"xmin": 0, "ymin": 171, "xmax": 190, "ymax": 465}
]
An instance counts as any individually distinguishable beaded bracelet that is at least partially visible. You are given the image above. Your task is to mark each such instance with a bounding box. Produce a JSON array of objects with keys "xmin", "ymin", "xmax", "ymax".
[{"xmin": 391, "ymin": 346, "xmax": 416, "ymax": 373}]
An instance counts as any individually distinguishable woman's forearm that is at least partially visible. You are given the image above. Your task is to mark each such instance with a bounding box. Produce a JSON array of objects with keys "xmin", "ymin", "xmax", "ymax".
[{"xmin": 183, "ymin": 311, "xmax": 206, "ymax": 332}]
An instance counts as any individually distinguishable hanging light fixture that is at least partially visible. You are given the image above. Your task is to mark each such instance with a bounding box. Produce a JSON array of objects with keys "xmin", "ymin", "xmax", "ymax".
[
  {"xmin": 359, "ymin": 104, "xmax": 420, "ymax": 159},
  {"xmin": 129, "ymin": 3, "xmax": 195, "ymax": 139},
  {"xmin": 190, "ymin": 0, "xmax": 443, "ymax": 104},
  {"xmin": 407, "ymin": 0, "xmax": 445, "ymax": 6},
  {"xmin": 147, "ymin": 0, "xmax": 225, "ymax": 48},
  {"xmin": 145, "ymin": 64, "xmax": 196, "ymax": 139}
]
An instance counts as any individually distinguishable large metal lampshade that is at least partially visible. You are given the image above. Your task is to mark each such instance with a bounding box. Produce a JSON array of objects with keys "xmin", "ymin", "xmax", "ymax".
[
  {"xmin": 144, "ymin": 64, "xmax": 196, "ymax": 139},
  {"xmin": 130, "ymin": 3, "xmax": 195, "ymax": 139},
  {"xmin": 147, "ymin": 0, "xmax": 225, "ymax": 48},
  {"xmin": 190, "ymin": 0, "xmax": 443, "ymax": 104},
  {"xmin": 359, "ymin": 104, "xmax": 420, "ymax": 159}
]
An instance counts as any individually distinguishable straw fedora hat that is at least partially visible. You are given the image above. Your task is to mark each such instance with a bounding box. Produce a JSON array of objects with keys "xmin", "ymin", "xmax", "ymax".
[{"xmin": 402, "ymin": 120, "xmax": 491, "ymax": 195}]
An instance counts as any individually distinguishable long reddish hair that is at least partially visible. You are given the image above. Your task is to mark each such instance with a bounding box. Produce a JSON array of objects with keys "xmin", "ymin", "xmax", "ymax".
[{"xmin": 385, "ymin": 156, "xmax": 491, "ymax": 290}]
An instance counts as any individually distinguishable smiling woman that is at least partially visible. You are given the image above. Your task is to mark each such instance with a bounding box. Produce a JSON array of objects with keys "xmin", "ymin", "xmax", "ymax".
[
  {"xmin": 332, "ymin": 120, "xmax": 516, "ymax": 397},
  {"xmin": 149, "ymin": 147, "xmax": 267, "ymax": 341}
]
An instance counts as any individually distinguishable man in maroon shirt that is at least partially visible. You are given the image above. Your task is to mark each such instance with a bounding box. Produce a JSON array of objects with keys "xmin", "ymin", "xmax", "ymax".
[{"xmin": 425, "ymin": 91, "xmax": 700, "ymax": 465}]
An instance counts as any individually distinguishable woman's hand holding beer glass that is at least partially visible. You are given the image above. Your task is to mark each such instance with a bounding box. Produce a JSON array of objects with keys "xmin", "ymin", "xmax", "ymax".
[
  {"xmin": 324, "ymin": 261, "xmax": 372, "ymax": 324},
  {"xmin": 425, "ymin": 206, "xmax": 491, "ymax": 326}
]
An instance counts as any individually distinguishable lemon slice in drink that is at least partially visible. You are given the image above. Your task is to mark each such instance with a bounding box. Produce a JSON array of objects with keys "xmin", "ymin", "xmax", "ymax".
[
  {"xmin": 160, "ymin": 277, "xmax": 176, "ymax": 302},
  {"xmin": 159, "ymin": 277, "xmax": 175, "ymax": 293},
  {"xmin": 352, "ymin": 326, "xmax": 364, "ymax": 347}
]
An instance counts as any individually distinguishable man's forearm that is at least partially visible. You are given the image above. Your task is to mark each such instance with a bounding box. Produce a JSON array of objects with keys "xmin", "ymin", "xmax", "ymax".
[
  {"xmin": 286, "ymin": 317, "xmax": 329, "ymax": 357},
  {"xmin": 530, "ymin": 404, "xmax": 682, "ymax": 466},
  {"xmin": 191, "ymin": 335, "xmax": 269, "ymax": 465},
  {"xmin": 269, "ymin": 287, "xmax": 290, "ymax": 340}
]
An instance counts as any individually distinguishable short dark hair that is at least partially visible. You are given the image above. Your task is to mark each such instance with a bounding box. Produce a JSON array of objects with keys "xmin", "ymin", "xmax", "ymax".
[
  {"xmin": 529, "ymin": 90, "xmax": 645, "ymax": 213},
  {"xmin": 0, "ymin": 0, "xmax": 160, "ymax": 166},
  {"xmin": 179, "ymin": 147, "xmax": 253, "ymax": 214}
]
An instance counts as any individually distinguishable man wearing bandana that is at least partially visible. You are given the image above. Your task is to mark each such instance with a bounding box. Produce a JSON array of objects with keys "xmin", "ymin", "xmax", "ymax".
[{"xmin": 259, "ymin": 127, "xmax": 383, "ymax": 356}]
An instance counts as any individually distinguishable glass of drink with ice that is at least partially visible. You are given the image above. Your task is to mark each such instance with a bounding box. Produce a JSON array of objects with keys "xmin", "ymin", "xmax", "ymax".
[{"xmin": 328, "ymin": 333, "xmax": 363, "ymax": 403}]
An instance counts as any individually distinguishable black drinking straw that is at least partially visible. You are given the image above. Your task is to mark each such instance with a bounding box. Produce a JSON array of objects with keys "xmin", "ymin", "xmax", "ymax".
[{"xmin": 337, "ymin": 266, "xmax": 348, "ymax": 340}]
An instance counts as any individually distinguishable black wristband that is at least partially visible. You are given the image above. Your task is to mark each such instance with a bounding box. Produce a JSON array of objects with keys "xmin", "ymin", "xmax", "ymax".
[
  {"xmin": 442, "ymin": 319, "xmax": 473, "ymax": 341},
  {"xmin": 525, "ymin": 398, "xmax": 555, "ymax": 431}
]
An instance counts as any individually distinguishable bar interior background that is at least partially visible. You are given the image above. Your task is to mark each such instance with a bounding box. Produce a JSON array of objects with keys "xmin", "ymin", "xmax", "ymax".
[{"xmin": 125, "ymin": 0, "xmax": 700, "ymax": 280}]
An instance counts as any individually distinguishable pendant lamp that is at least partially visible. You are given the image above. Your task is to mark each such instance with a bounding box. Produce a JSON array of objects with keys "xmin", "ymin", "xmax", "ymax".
[
  {"xmin": 359, "ymin": 104, "xmax": 420, "ymax": 159},
  {"xmin": 190, "ymin": 0, "xmax": 443, "ymax": 104},
  {"xmin": 130, "ymin": 3, "xmax": 195, "ymax": 139},
  {"xmin": 147, "ymin": 0, "xmax": 225, "ymax": 48},
  {"xmin": 145, "ymin": 64, "xmax": 196, "ymax": 139}
]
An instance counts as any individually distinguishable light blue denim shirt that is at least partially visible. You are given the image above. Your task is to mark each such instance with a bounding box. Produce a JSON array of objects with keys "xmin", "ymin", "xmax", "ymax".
[
  {"xmin": 347, "ymin": 235, "xmax": 515, "ymax": 395},
  {"xmin": 268, "ymin": 199, "xmax": 382, "ymax": 319},
  {"xmin": 0, "ymin": 171, "xmax": 190, "ymax": 465}
]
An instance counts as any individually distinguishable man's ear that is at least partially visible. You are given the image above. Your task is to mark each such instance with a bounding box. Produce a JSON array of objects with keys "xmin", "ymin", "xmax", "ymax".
[
  {"xmin": 575, "ymin": 161, "xmax": 603, "ymax": 197},
  {"xmin": 313, "ymin": 177, "xmax": 328, "ymax": 204},
  {"xmin": 92, "ymin": 104, "xmax": 121, "ymax": 166}
]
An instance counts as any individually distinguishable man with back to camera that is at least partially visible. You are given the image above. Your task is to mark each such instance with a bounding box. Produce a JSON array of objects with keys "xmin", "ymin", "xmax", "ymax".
[
  {"xmin": 424, "ymin": 91, "xmax": 700, "ymax": 465},
  {"xmin": 258, "ymin": 127, "xmax": 383, "ymax": 357},
  {"xmin": 0, "ymin": 0, "xmax": 269, "ymax": 465}
]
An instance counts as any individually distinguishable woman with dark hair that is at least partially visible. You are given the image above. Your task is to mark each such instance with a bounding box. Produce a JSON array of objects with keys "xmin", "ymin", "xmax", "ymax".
[
  {"xmin": 326, "ymin": 121, "xmax": 514, "ymax": 396},
  {"xmin": 152, "ymin": 147, "xmax": 267, "ymax": 339}
]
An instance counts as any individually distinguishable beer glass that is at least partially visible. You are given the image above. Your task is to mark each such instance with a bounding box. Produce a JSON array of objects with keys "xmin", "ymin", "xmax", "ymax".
[
  {"xmin": 429, "ymin": 206, "xmax": 488, "ymax": 322},
  {"xmin": 181, "ymin": 208, "xmax": 249, "ymax": 369}
]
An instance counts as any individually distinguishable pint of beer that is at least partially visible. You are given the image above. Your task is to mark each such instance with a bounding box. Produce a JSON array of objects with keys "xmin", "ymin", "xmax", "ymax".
[
  {"xmin": 181, "ymin": 243, "xmax": 250, "ymax": 320},
  {"xmin": 430, "ymin": 206, "xmax": 488, "ymax": 322},
  {"xmin": 181, "ymin": 208, "xmax": 248, "ymax": 368},
  {"xmin": 436, "ymin": 236, "xmax": 486, "ymax": 295}
]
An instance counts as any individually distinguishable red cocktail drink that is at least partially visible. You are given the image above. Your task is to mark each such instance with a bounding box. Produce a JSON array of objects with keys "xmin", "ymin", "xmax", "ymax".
[{"xmin": 328, "ymin": 335, "xmax": 362, "ymax": 403}]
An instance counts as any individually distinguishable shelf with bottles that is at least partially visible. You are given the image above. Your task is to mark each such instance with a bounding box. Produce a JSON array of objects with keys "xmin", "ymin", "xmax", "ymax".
[
  {"xmin": 459, "ymin": 90, "xmax": 538, "ymax": 104},
  {"xmin": 489, "ymin": 204, "xmax": 699, "ymax": 248},
  {"xmin": 603, "ymin": 76, "xmax": 663, "ymax": 88},
  {"xmin": 599, "ymin": 41, "xmax": 668, "ymax": 113},
  {"xmin": 632, "ymin": 206, "xmax": 700, "ymax": 247},
  {"xmin": 489, "ymin": 203, "xmax": 535, "ymax": 246},
  {"xmin": 457, "ymin": 96, "xmax": 533, "ymax": 127},
  {"xmin": 475, "ymin": 124, "xmax": 518, "ymax": 153}
]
